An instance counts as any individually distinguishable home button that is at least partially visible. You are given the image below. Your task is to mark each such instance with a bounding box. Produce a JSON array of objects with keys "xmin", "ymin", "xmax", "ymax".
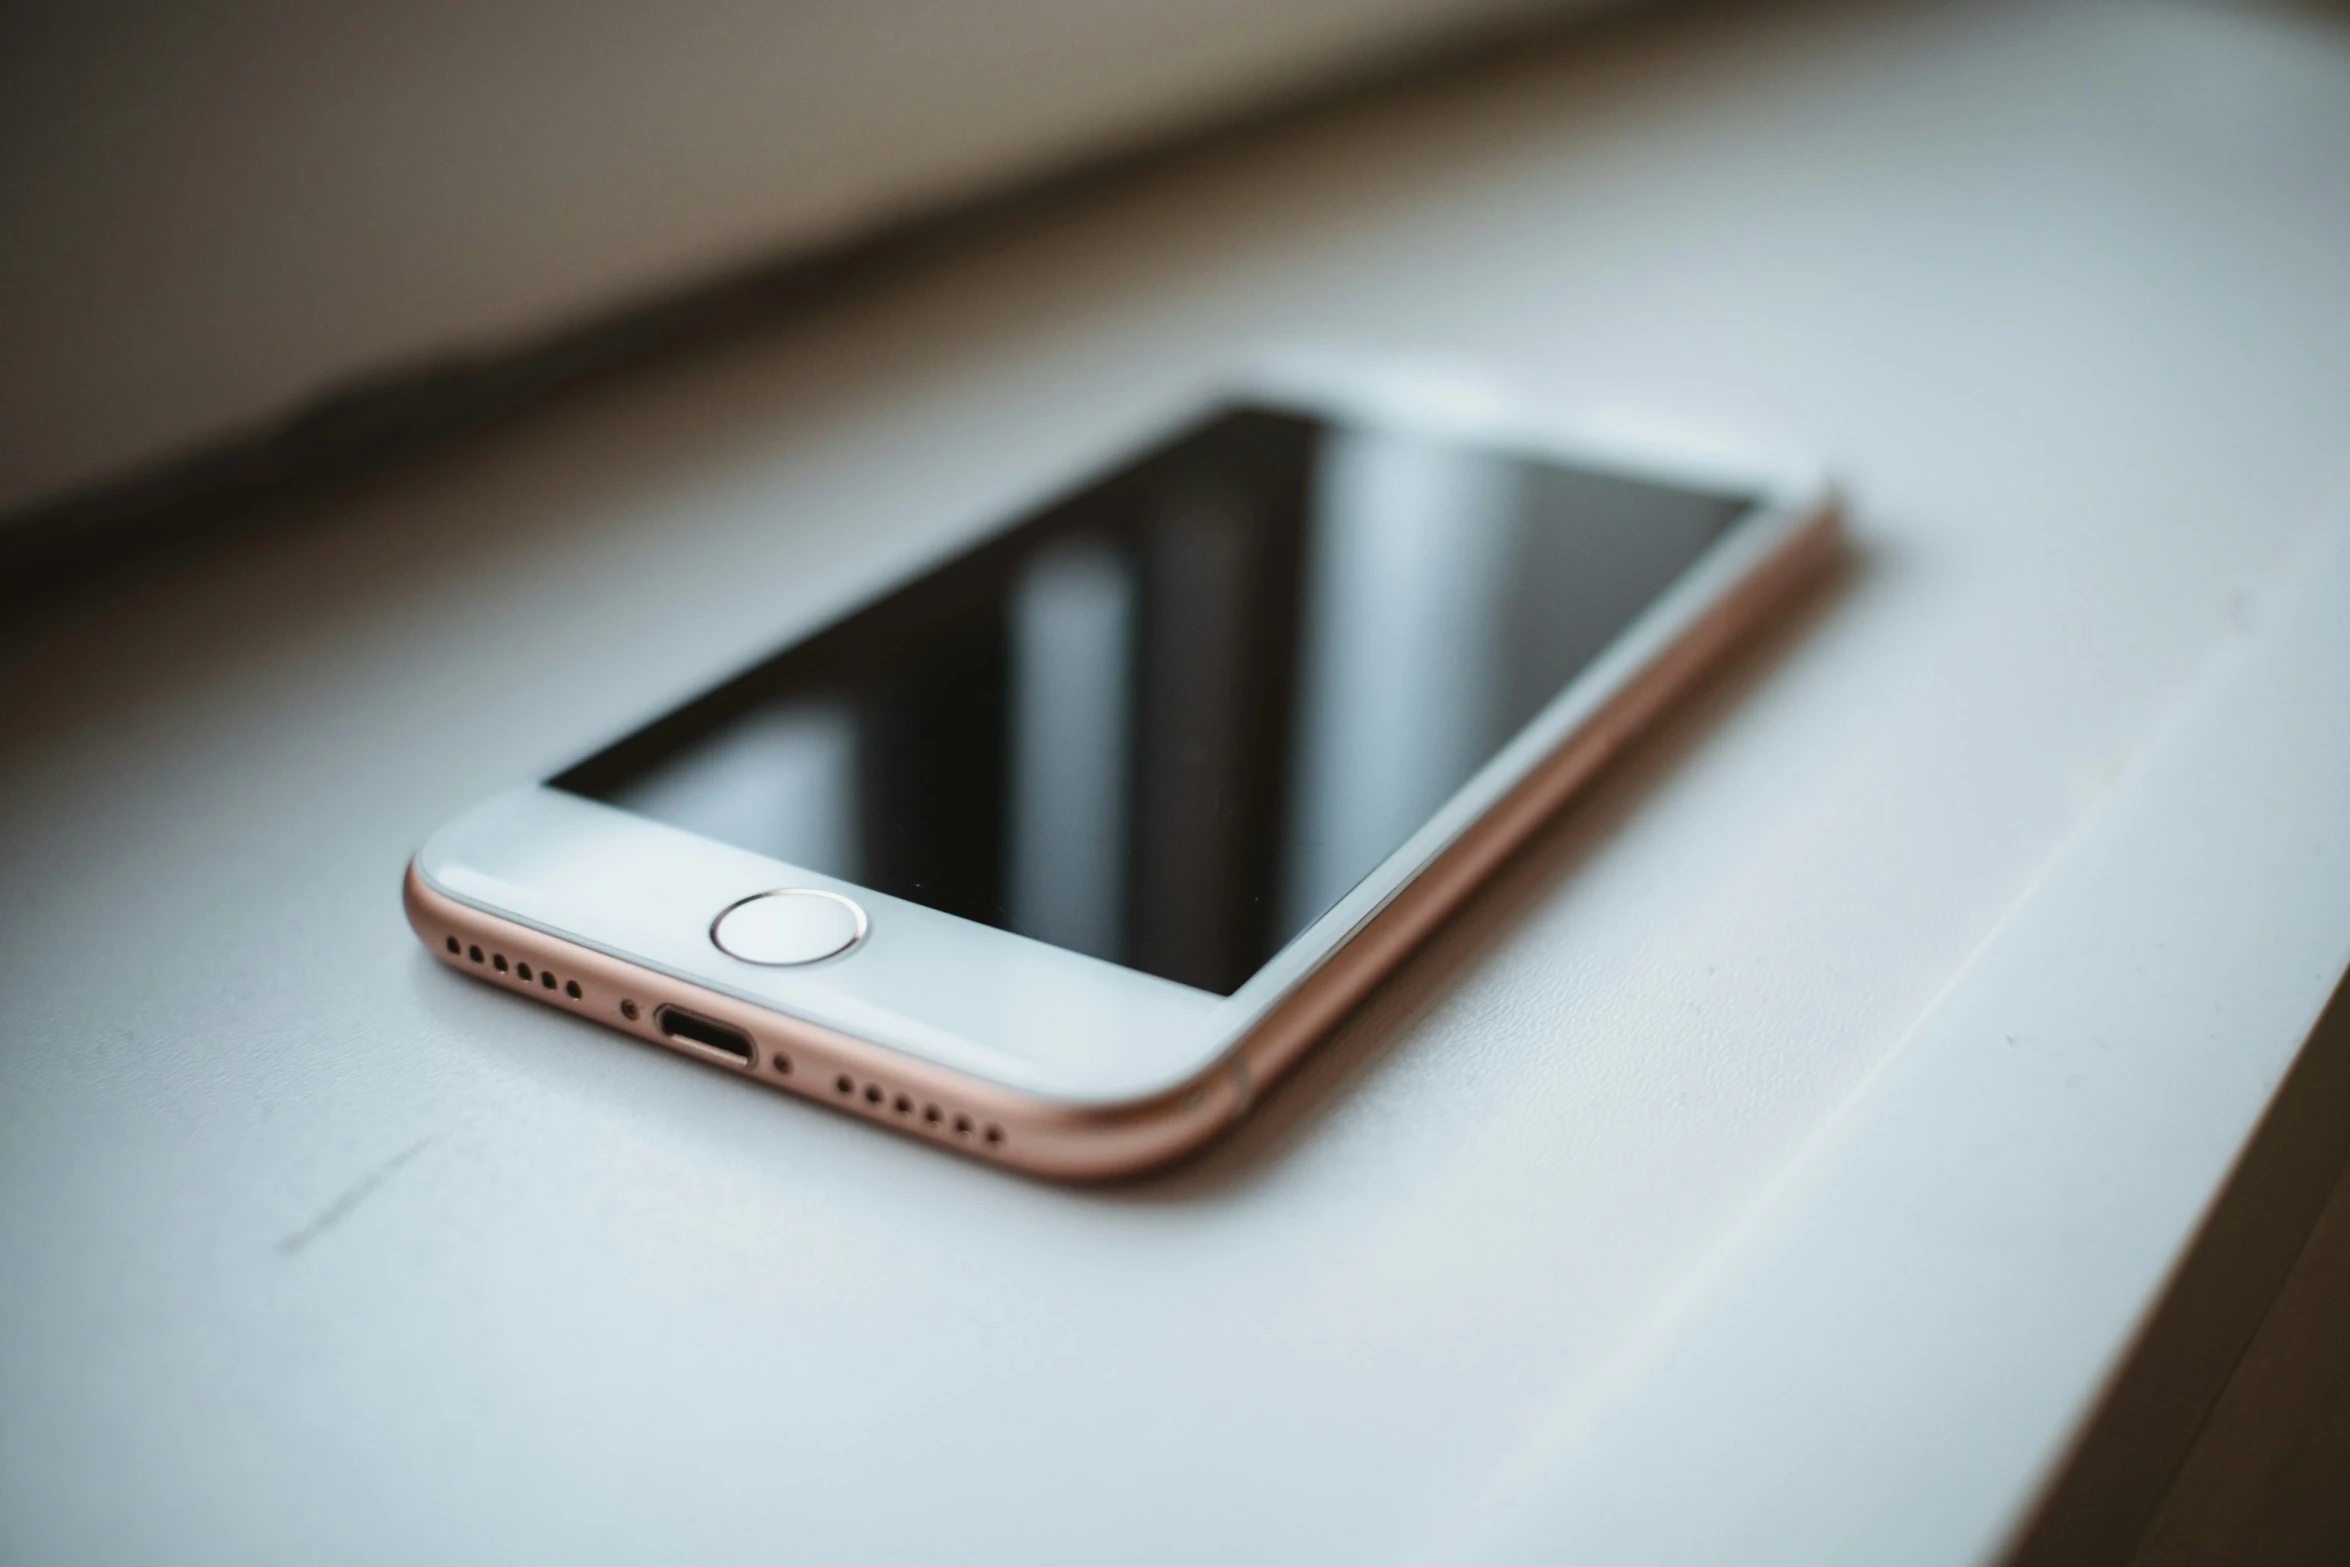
[{"xmin": 711, "ymin": 889, "xmax": 868, "ymax": 966}]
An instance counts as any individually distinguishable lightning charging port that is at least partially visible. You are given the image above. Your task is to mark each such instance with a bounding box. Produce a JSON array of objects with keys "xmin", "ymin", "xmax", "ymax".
[{"xmin": 655, "ymin": 1006, "xmax": 753, "ymax": 1066}]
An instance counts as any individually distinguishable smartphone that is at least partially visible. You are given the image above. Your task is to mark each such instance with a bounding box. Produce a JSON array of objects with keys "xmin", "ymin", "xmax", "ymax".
[{"xmin": 406, "ymin": 370, "xmax": 1838, "ymax": 1179}]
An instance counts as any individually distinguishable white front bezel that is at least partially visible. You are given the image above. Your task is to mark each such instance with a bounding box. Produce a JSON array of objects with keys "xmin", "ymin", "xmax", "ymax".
[{"xmin": 416, "ymin": 361, "xmax": 1829, "ymax": 1106}]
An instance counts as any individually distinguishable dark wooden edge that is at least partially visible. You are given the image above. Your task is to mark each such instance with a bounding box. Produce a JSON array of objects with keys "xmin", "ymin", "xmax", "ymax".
[{"xmin": 1999, "ymin": 959, "xmax": 2350, "ymax": 1566}]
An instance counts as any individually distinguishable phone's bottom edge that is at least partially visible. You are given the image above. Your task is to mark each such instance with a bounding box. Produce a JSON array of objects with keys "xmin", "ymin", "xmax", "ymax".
[{"xmin": 403, "ymin": 862, "xmax": 1249, "ymax": 1181}]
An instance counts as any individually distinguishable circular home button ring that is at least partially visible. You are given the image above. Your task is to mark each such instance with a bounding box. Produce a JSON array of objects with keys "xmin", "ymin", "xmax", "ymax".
[{"xmin": 710, "ymin": 888, "xmax": 868, "ymax": 966}]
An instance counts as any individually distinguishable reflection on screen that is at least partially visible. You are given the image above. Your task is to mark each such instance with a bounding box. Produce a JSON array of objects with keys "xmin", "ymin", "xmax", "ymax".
[{"xmin": 557, "ymin": 406, "xmax": 1748, "ymax": 995}]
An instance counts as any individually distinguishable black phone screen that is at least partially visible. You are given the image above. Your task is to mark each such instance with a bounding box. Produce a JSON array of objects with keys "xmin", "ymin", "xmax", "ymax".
[{"xmin": 554, "ymin": 404, "xmax": 1752, "ymax": 995}]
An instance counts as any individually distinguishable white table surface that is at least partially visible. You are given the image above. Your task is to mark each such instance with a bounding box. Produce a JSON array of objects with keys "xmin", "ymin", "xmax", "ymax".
[{"xmin": 5, "ymin": 2, "xmax": 2349, "ymax": 1562}]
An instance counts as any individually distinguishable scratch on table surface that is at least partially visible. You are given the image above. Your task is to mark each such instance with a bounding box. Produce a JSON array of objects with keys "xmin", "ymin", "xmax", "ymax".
[{"xmin": 276, "ymin": 1137, "xmax": 433, "ymax": 1257}]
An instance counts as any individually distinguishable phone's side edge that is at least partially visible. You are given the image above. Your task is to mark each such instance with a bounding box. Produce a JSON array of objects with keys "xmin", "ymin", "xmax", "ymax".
[{"xmin": 1231, "ymin": 494, "xmax": 1845, "ymax": 1103}]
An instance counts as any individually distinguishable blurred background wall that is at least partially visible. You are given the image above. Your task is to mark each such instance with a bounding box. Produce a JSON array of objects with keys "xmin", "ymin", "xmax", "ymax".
[{"xmin": 0, "ymin": 0, "xmax": 1617, "ymax": 524}]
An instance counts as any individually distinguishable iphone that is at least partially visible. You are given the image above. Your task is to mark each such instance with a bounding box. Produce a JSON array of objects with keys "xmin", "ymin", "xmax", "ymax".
[{"xmin": 406, "ymin": 366, "xmax": 1838, "ymax": 1178}]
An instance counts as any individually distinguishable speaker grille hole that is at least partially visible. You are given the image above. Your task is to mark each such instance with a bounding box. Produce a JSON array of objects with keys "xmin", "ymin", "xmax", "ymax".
[
  {"xmin": 515, "ymin": 961, "xmax": 532, "ymax": 981},
  {"xmin": 565, "ymin": 980, "xmax": 582, "ymax": 999},
  {"xmin": 446, "ymin": 935, "xmax": 460, "ymax": 954},
  {"xmin": 835, "ymin": 1074, "xmax": 854, "ymax": 1095},
  {"xmin": 540, "ymin": 970, "xmax": 557, "ymax": 990},
  {"xmin": 492, "ymin": 953, "xmax": 508, "ymax": 973},
  {"xmin": 468, "ymin": 945, "xmax": 484, "ymax": 963}
]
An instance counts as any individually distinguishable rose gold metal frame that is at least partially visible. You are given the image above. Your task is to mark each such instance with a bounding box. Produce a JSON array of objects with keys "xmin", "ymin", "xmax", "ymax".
[{"xmin": 405, "ymin": 497, "xmax": 1840, "ymax": 1181}]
